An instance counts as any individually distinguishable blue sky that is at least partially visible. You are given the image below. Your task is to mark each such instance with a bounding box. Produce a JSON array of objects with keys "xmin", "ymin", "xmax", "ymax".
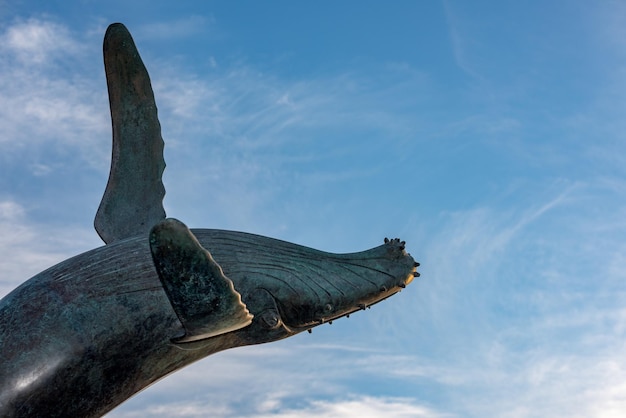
[{"xmin": 1, "ymin": 1, "xmax": 625, "ymax": 417}]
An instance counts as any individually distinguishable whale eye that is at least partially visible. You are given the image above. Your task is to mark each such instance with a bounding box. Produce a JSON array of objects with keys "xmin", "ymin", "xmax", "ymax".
[
  {"xmin": 260, "ymin": 310, "xmax": 281, "ymax": 329},
  {"xmin": 324, "ymin": 304, "xmax": 333, "ymax": 313}
]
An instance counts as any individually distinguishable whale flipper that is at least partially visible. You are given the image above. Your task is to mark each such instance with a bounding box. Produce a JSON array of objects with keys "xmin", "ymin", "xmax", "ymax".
[
  {"xmin": 149, "ymin": 218, "xmax": 254, "ymax": 343},
  {"xmin": 95, "ymin": 23, "xmax": 166, "ymax": 244}
]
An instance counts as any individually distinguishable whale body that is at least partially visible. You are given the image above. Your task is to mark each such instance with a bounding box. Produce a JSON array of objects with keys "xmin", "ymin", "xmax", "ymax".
[
  {"xmin": 0, "ymin": 23, "xmax": 419, "ymax": 417},
  {"xmin": 0, "ymin": 227, "xmax": 415, "ymax": 417}
]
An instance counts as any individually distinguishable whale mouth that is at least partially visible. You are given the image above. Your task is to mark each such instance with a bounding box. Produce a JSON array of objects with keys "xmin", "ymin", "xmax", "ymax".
[
  {"xmin": 263, "ymin": 239, "xmax": 418, "ymax": 332},
  {"xmin": 272, "ymin": 280, "xmax": 410, "ymax": 332}
]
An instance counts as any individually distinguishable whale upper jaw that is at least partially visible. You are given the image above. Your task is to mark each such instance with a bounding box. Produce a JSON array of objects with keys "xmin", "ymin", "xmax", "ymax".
[
  {"xmin": 224, "ymin": 237, "xmax": 418, "ymax": 339},
  {"xmin": 266, "ymin": 238, "xmax": 418, "ymax": 332}
]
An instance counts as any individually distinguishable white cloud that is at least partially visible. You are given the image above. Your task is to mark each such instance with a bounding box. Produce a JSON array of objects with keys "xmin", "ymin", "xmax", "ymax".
[
  {"xmin": 0, "ymin": 200, "xmax": 24, "ymax": 219},
  {"xmin": 0, "ymin": 18, "xmax": 83, "ymax": 64}
]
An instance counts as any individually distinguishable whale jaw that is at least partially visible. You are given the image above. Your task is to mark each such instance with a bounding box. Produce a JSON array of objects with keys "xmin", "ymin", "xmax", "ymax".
[{"xmin": 268, "ymin": 238, "xmax": 418, "ymax": 332}]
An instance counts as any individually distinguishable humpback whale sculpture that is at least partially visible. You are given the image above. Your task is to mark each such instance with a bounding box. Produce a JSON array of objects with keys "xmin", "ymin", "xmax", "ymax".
[{"xmin": 0, "ymin": 23, "xmax": 419, "ymax": 417}]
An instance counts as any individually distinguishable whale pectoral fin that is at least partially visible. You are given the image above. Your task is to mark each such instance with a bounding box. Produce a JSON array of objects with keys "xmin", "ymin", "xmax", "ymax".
[
  {"xmin": 149, "ymin": 218, "xmax": 253, "ymax": 343},
  {"xmin": 95, "ymin": 23, "xmax": 166, "ymax": 244}
]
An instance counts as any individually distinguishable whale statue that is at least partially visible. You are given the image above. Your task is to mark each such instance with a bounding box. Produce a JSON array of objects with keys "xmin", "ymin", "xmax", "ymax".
[{"xmin": 0, "ymin": 23, "xmax": 419, "ymax": 417}]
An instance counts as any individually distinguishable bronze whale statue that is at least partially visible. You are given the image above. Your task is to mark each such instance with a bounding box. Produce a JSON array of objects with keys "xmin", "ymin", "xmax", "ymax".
[{"xmin": 0, "ymin": 23, "xmax": 419, "ymax": 417}]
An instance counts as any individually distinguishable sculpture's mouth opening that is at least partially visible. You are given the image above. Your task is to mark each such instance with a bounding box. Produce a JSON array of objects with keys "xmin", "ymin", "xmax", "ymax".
[
  {"xmin": 231, "ymin": 236, "xmax": 419, "ymax": 335},
  {"xmin": 272, "ymin": 283, "xmax": 408, "ymax": 332},
  {"xmin": 266, "ymin": 247, "xmax": 417, "ymax": 332}
]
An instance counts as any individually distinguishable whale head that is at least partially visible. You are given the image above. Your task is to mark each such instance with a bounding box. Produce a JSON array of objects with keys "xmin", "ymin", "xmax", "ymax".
[
  {"xmin": 266, "ymin": 238, "xmax": 417, "ymax": 332},
  {"xmin": 185, "ymin": 230, "xmax": 420, "ymax": 343}
]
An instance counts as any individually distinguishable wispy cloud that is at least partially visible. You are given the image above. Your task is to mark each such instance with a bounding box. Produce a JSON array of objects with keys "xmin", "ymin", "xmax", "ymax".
[
  {"xmin": 441, "ymin": 0, "xmax": 481, "ymax": 80},
  {"xmin": 108, "ymin": 343, "xmax": 447, "ymax": 418},
  {"xmin": 1, "ymin": 16, "xmax": 432, "ymax": 238},
  {"xmin": 252, "ymin": 396, "xmax": 445, "ymax": 418},
  {"xmin": 1, "ymin": 18, "xmax": 84, "ymax": 64},
  {"xmin": 113, "ymin": 395, "xmax": 444, "ymax": 418},
  {"xmin": 0, "ymin": 199, "xmax": 98, "ymax": 297},
  {"xmin": 393, "ymin": 177, "xmax": 626, "ymax": 417},
  {"xmin": 0, "ymin": 18, "xmax": 109, "ymax": 171},
  {"xmin": 142, "ymin": 56, "xmax": 431, "ymax": 239}
]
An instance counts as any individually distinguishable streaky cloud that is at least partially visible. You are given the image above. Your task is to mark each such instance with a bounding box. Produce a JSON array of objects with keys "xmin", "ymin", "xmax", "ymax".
[
  {"xmin": 110, "ymin": 394, "xmax": 444, "ymax": 418},
  {"xmin": 0, "ymin": 199, "xmax": 99, "ymax": 297}
]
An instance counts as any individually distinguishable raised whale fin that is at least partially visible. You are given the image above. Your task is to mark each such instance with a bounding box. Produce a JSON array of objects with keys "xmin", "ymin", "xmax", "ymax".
[
  {"xmin": 95, "ymin": 23, "xmax": 166, "ymax": 244},
  {"xmin": 149, "ymin": 218, "xmax": 254, "ymax": 343}
]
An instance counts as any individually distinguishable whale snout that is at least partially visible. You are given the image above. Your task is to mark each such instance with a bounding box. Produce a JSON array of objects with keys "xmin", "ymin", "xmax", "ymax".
[{"xmin": 267, "ymin": 237, "xmax": 419, "ymax": 331}]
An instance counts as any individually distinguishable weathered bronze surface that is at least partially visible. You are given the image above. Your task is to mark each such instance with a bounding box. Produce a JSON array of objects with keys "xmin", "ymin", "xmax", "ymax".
[
  {"xmin": 95, "ymin": 22, "xmax": 166, "ymax": 244},
  {"xmin": 0, "ymin": 23, "xmax": 419, "ymax": 417}
]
